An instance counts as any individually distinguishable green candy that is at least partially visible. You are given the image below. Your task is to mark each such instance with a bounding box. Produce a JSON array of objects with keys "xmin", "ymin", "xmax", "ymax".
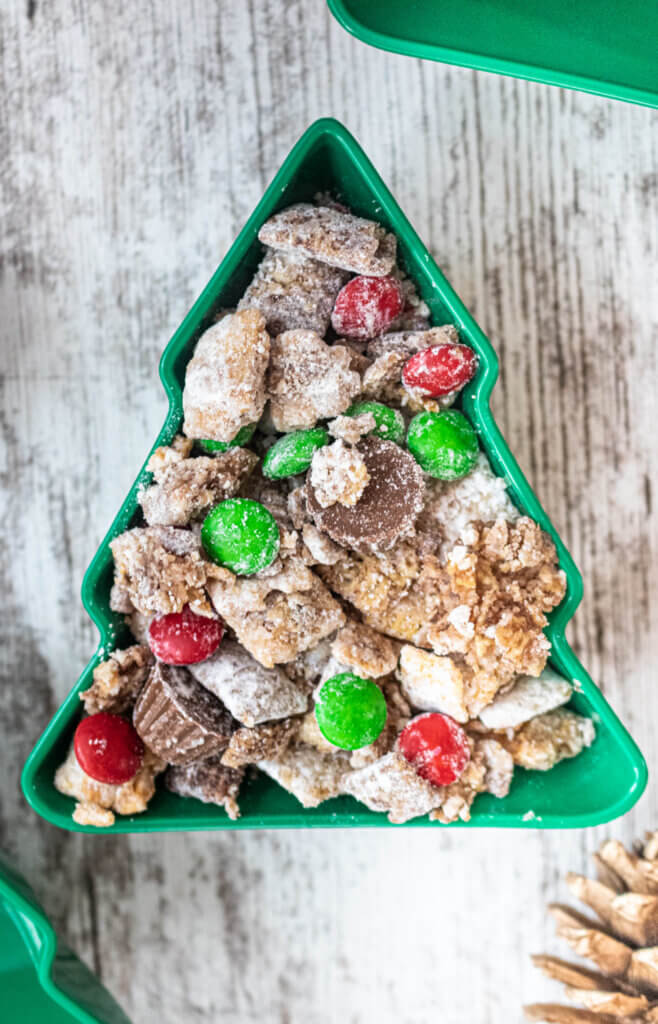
[
  {"xmin": 315, "ymin": 672, "xmax": 387, "ymax": 750},
  {"xmin": 262, "ymin": 427, "xmax": 329, "ymax": 480},
  {"xmin": 201, "ymin": 498, "xmax": 279, "ymax": 575},
  {"xmin": 407, "ymin": 409, "xmax": 478, "ymax": 480},
  {"xmin": 346, "ymin": 401, "xmax": 406, "ymax": 443},
  {"xmin": 197, "ymin": 423, "xmax": 256, "ymax": 453}
]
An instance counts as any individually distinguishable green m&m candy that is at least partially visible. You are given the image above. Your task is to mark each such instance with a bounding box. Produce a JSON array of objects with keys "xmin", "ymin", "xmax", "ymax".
[
  {"xmin": 315, "ymin": 672, "xmax": 387, "ymax": 750},
  {"xmin": 197, "ymin": 423, "xmax": 257, "ymax": 454},
  {"xmin": 346, "ymin": 401, "xmax": 405, "ymax": 444},
  {"xmin": 201, "ymin": 498, "xmax": 279, "ymax": 575},
  {"xmin": 406, "ymin": 409, "xmax": 478, "ymax": 480},
  {"xmin": 262, "ymin": 427, "xmax": 329, "ymax": 480}
]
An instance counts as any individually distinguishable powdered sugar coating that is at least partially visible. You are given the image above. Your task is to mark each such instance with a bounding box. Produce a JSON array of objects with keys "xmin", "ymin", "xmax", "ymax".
[
  {"xmin": 207, "ymin": 555, "xmax": 345, "ymax": 667},
  {"xmin": 309, "ymin": 440, "xmax": 370, "ymax": 509},
  {"xmin": 54, "ymin": 744, "xmax": 166, "ymax": 828},
  {"xmin": 140, "ymin": 449, "xmax": 258, "ymax": 527},
  {"xmin": 418, "ymin": 451, "xmax": 520, "ymax": 562},
  {"xmin": 188, "ymin": 639, "xmax": 308, "ymax": 726},
  {"xmin": 266, "ymin": 330, "xmax": 361, "ymax": 432},
  {"xmin": 258, "ymin": 203, "xmax": 397, "ymax": 277},
  {"xmin": 183, "ymin": 309, "xmax": 270, "ymax": 443},
  {"xmin": 238, "ymin": 247, "xmax": 348, "ymax": 335},
  {"xmin": 258, "ymin": 743, "xmax": 352, "ymax": 807},
  {"xmin": 478, "ymin": 667, "xmax": 573, "ymax": 730},
  {"xmin": 342, "ymin": 751, "xmax": 440, "ymax": 824},
  {"xmin": 165, "ymin": 754, "xmax": 243, "ymax": 819}
]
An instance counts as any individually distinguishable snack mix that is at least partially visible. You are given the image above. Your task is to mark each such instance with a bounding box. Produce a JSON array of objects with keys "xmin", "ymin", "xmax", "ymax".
[{"xmin": 55, "ymin": 200, "xmax": 595, "ymax": 827}]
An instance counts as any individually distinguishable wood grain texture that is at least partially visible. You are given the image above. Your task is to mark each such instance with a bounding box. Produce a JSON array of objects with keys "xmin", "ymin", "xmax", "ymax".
[{"xmin": 1, "ymin": 1, "xmax": 657, "ymax": 1021}]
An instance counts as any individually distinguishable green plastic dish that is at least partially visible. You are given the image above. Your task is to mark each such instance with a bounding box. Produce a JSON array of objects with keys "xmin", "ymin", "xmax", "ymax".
[
  {"xmin": 21, "ymin": 118, "xmax": 646, "ymax": 833},
  {"xmin": 0, "ymin": 855, "xmax": 130, "ymax": 1023},
  {"xmin": 328, "ymin": 0, "xmax": 658, "ymax": 109}
]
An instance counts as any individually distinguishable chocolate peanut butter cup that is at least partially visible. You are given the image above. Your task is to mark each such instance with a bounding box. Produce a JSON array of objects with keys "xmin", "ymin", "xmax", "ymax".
[
  {"xmin": 307, "ymin": 436, "xmax": 425, "ymax": 553},
  {"xmin": 133, "ymin": 662, "xmax": 234, "ymax": 765}
]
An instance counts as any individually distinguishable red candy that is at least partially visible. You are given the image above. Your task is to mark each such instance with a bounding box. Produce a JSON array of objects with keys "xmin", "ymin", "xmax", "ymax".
[
  {"xmin": 397, "ymin": 712, "xmax": 470, "ymax": 787},
  {"xmin": 402, "ymin": 343, "xmax": 478, "ymax": 398},
  {"xmin": 148, "ymin": 606, "xmax": 224, "ymax": 665},
  {"xmin": 331, "ymin": 275, "xmax": 403, "ymax": 340},
  {"xmin": 74, "ymin": 713, "xmax": 144, "ymax": 785}
]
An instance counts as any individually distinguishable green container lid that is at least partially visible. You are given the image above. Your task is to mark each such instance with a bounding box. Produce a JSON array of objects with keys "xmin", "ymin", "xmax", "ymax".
[
  {"xmin": 328, "ymin": 0, "xmax": 658, "ymax": 109},
  {"xmin": 21, "ymin": 118, "xmax": 646, "ymax": 832},
  {"xmin": 0, "ymin": 855, "xmax": 130, "ymax": 1023}
]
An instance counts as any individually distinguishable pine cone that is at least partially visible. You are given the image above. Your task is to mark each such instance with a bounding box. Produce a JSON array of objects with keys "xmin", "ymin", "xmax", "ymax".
[{"xmin": 526, "ymin": 833, "xmax": 658, "ymax": 1022}]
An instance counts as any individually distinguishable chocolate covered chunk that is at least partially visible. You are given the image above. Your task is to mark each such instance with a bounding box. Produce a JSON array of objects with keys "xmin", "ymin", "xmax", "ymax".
[
  {"xmin": 133, "ymin": 662, "xmax": 234, "ymax": 765},
  {"xmin": 165, "ymin": 753, "xmax": 243, "ymax": 819},
  {"xmin": 307, "ymin": 437, "xmax": 425, "ymax": 553}
]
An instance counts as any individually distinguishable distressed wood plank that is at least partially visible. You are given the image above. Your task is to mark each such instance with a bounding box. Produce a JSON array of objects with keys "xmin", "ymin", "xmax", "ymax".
[{"xmin": 0, "ymin": 1, "xmax": 657, "ymax": 1022}]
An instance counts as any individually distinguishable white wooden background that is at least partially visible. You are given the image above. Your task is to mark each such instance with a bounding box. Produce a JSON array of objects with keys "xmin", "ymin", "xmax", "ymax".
[{"xmin": 2, "ymin": 2, "xmax": 658, "ymax": 1021}]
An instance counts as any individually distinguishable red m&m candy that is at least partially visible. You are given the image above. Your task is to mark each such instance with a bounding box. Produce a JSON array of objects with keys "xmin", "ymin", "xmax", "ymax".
[
  {"xmin": 331, "ymin": 275, "xmax": 403, "ymax": 340},
  {"xmin": 402, "ymin": 343, "xmax": 477, "ymax": 398},
  {"xmin": 74, "ymin": 713, "xmax": 144, "ymax": 785},
  {"xmin": 148, "ymin": 606, "xmax": 224, "ymax": 665},
  {"xmin": 397, "ymin": 712, "xmax": 470, "ymax": 787}
]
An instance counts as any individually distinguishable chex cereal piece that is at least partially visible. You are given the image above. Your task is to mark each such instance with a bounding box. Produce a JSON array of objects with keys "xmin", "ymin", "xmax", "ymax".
[
  {"xmin": 110, "ymin": 525, "xmax": 228, "ymax": 617},
  {"xmin": 331, "ymin": 620, "xmax": 398, "ymax": 679},
  {"xmin": 221, "ymin": 719, "xmax": 297, "ymax": 769},
  {"xmin": 398, "ymin": 645, "xmax": 469, "ymax": 722},
  {"xmin": 342, "ymin": 751, "xmax": 440, "ymax": 824},
  {"xmin": 327, "ymin": 412, "xmax": 376, "ymax": 445},
  {"xmin": 300, "ymin": 522, "xmax": 343, "ymax": 566},
  {"xmin": 146, "ymin": 435, "xmax": 194, "ymax": 481},
  {"xmin": 318, "ymin": 539, "xmax": 447, "ymax": 644},
  {"xmin": 207, "ymin": 556, "xmax": 345, "ymax": 668},
  {"xmin": 54, "ymin": 744, "xmax": 166, "ymax": 828},
  {"xmin": 188, "ymin": 639, "xmax": 309, "ymax": 726},
  {"xmin": 80, "ymin": 645, "xmax": 153, "ymax": 715},
  {"xmin": 165, "ymin": 753, "xmax": 243, "ymax": 819},
  {"xmin": 367, "ymin": 324, "xmax": 460, "ymax": 360},
  {"xmin": 182, "ymin": 309, "xmax": 270, "ymax": 443},
  {"xmin": 428, "ymin": 754, "xmax": 487, "ymax": 824},
  {"xmin": 478, "ymin": 668, "xmax": 573, "ymax": 730},
  {"xmin": 258, "ymin": 743, "xmax": 352, "ymax": 807},
  {"xmin": 258, "ymin": 203, "xmax": 397, "ymax": 277},
  {"xmin": 237, "ymin": 247, "xmax": 348, "ymax": 335},
  {"xmin": 266, "ymin": 330, "xmax": 361, "ymax": 432},
  {"xmin": 309, "ymin": 439, "xmax": 370, "ymax": 508},
  {"xmin": 476, "ymin": 737, "xmax": 515, "ymax": 799},
  {"xmin": 499, "ymin": 709, "xmax": 595, "ymax": 771},
  {"xmin": 416, "ymin": 451, "xmax": 519, "ymax": 563},
  {"xmin": 140, "ymin": 449, "xmax": 258, "ymax": 526}
]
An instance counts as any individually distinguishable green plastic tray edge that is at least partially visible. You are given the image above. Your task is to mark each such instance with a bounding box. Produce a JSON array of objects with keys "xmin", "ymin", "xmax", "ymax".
[
  {"xmin": 0, "ymin": 857, "xmax": 130, "ymax": 1023},
  {"xmin": 327, "ymin": 0, "xmax": 658, "ymax": 110},
  {"xmin": 21, "ymin": 117, "xmax": 647, "ymax": 833}
]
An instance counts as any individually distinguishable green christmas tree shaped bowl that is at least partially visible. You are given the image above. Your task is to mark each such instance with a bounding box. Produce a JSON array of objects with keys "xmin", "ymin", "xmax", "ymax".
[
  {"xmin": 0, "ymin": 854, "xmax": 130, "ymax": 1023},
  {"xmin": 21, "ymin": 118, "xmax": 647, "ymax": 833}
]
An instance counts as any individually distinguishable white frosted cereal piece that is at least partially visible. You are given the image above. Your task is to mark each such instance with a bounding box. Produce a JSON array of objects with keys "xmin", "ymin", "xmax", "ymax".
[
  {"xmin": 182, "ymin": 309, "xmax": 270, "ymax": 443},
  {"xmin": 258, "ymin": 744, "xmax": 352, "ymax": 807},
  {"xmin": 266, "ymin": 330, "xmax": 361, "ymax": 432},
  {"xmin": 237, "ymin": 247, "xmax": 348, "ymax": 335},
  {"xmin": 341, "ymin": 751, "xmax": 440, "ymax": 824},
  {"xmin": 398, "ymin": 645, "xmax": 469, "ymax": 722},
  {"xmin": 478, "ymin": 668, "xmax": 573, "ymax": 730},
  {"xmin": 188, "ymin": 639, "xmax": 309, "ymax": 727},
  {"xmin": 258, "ymin": 203, "xmax": 396, "ymax": 277}
]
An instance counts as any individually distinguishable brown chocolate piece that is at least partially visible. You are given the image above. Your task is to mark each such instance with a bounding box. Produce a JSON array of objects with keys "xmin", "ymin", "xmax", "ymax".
[
  {"xmin": 221, "ymin": 719, "xmax": 297, "ymax": 769},
  {"xmin": 133, "ymin": 662, "xmax": 234, "ymax": 765},
  {"xmin": 165, "ymin": 753, "xmax": 243, "ymax": 820},
  {"xmin": 307, "ymin": 437, "xmax": 425, "ymax": 553}
]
